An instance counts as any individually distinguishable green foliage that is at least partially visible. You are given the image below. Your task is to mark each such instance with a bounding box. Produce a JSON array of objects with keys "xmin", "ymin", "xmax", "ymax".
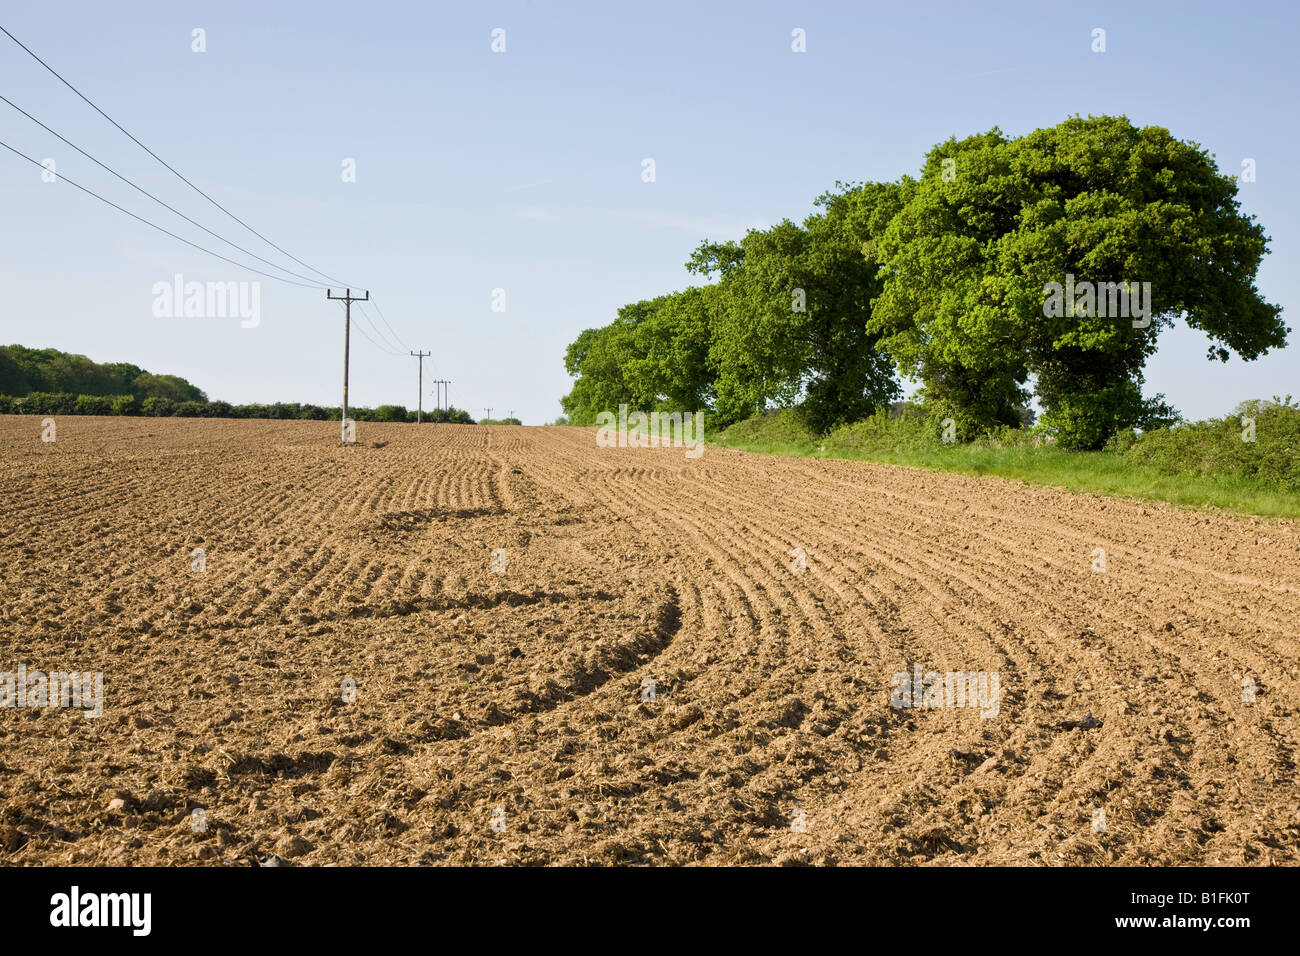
[
  {"xmin": 690, "ymin": 182, "xmax": 903, "ymax": 431},
  {"xmin": 561, "ymin": 325, "xmax": 636, "ymax": 426},
  {"xmin": 72, "ymin": 394, "xmax": 113, "ymax": 416},
  {"xmin": 131, "ymin": 372, "xmax": 206, "ymax": 402},
  {"xmin": 816, "ymin": 401, "xmax": 1045, "ymax": 454},
  {"xmin": 712, "ymin": 407, "xmax": 820, "ymax": 453},
  {"xmin": 139, "ymin": 396, "xmax": 174, "ymax": 416},
  {"xmin": 821, "ymin": 406, "xmax": 940, "ymax": 455},
  {"xmin": 631, "ymin": 287, "xmax": 716, "ymax": 413},
  {"xmin": 1039, "ymin": 380, "xmax": 1140, "ymax": 451},
  {"xmin": 564, "ymin": 116, "xmax": 1282, "ymax": 438},
  {"xmin": 871, "ymin": 115, "xmax": 1285, "ymax": 446},
  {"xmin": 0, "ymin": 345, "xmax": 206, "ymax": 401},
  {"xmin": 20, "ymin": 392, "xmax": 77, "ymax": 414},
  {"xmin": 400, "ymin": 406, "xmax": 474, "ymax": 424},
  {"xmin": 420, "ymin": 406, "xmax": 474, "ymax": 424},
  {"xmin": 563, "ymin": 181, "xmax": 906, "ymax": 432},
  {"xmin": 0, "ymin": 392, "xmax": 482, "ymax": 424},
  {"xmin": 719, "ymin": 401, "xmax": 1300, "ymax": 519},
  {"xmin": 1111, "ymin": 399, "xmax": 1300, "ymax": 490},
  {"xmin": 561, "ymin": 287, "xmax": 715, "ymax": 426}
]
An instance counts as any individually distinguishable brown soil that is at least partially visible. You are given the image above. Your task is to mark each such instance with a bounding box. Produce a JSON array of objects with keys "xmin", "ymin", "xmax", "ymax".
[{"xmin": 2, "ymin": 416, "xmax": 1298, "ymax": 865}]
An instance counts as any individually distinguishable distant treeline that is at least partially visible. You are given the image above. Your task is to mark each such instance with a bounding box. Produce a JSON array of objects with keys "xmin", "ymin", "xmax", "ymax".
[
  {"xmin": 0, "ymin": 345, "xmax": 478, "ymax": 423},
  {"xmin": 0, "ymin": 345, "xmax": 206, "ymax": 402},
  {"xmin": 0, "ymin": 393, "xmax": 476, "ymax": 424}
]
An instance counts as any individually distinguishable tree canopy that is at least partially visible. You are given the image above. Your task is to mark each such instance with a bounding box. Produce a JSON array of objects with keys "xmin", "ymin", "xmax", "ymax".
[
  {"xmin": 561, "ymin": 115, "xmax": 1285, "ymax": 447},
  {"xmin": 870, "ymin": 115, "xmax": 1285, "ymax": 446},
  {"xmin": 0, "ymin": 345, "xmax": 207, "ymax": 402}
]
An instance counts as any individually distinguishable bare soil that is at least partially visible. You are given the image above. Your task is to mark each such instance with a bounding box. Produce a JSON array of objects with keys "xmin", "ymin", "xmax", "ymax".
[{"xmin": 2, "ymin": 416, "xmax": 1297, "ymax": 865}]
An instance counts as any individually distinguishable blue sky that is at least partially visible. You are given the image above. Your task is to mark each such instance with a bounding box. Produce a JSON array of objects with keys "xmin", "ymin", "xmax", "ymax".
[{"xmin": 1, "ymin": 0, "xmax": 1295, "ymax": 423}]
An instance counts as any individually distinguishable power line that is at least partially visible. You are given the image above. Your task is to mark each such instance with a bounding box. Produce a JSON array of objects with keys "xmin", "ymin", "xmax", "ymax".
[
  {"xmin": 0, "ymin": 92, "xmax": 332, "ymax": 289},
  {"xmin": 351, "ymin": 313, "xmax": 404, "ymax": 356},
  {"xmin": 1, "ymin": 24, "xmax": 419, "ymax": 369},
  {"xmin": 1, "ymin": 136, "xmax": 414, "ymax": 356},
  {"xmin": 367, "ymin": 295, "xmax": 408, "ymax": 352},
  {"xmin": 0, "ymin": 23, "xmax": 354, "ymax": 290},
  {"xmin": 355, "ymin": 302, "xmax": 403, "ymax": 353},
  {"xmin": 0, "ymin": 138, "xmax": 324, "ymax": 288},
  {"xmin": 2, "ymin": 133, "xmax": 416, "ymax": 354},
  {"xmin": 353, "ymin": 302, "xmax": 405, "ymax": 355}
]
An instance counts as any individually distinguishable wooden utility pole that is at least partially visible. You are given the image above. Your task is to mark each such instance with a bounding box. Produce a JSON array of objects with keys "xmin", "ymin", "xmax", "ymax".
[
  {"xmin": 483, "ymin": 407, "xmax": 493, "ymax": 421},
  {"xmin": 431, "ymin": 379, "xmax": 450, "ymax": 413},
  {"xmin": 327, "ymin": 288, "xmax": 368, "ymax": 443},
  {"xmin": 410, "ymin": 350, "xmax": 431, "ymax": 422}
]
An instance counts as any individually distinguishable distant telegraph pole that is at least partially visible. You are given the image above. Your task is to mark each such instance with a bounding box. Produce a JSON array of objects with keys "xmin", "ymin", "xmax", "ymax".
[
  {"xmin": 409, "ymin": 350, "xmax": 431, "ymax": 422},
  {"xmin": 326, "ymin": 288, "xmax": 369, "ymax": 444},
  {"xmin": 431, "ymin": 379, "xmax": 450, "ymax": 413},
  {"xmin": 483, "ymin": 408, "xmax": 493, "ymax": 421}
]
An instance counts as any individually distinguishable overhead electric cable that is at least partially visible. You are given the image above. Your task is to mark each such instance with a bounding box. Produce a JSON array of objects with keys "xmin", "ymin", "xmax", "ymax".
[
  {"xmin": 366, "ymin": 295, "xmax": 409, "ymax": 352},
  {"xmin": 2, "ymin": 23, "xmax": 420, "ymax": 355},
  {"xmin": 0, "ymin": 92, "xmax": 332, "ymax": 289},
  {"xmin": 353, "ymin": 303, "xmax": 406, "ymax": 355},
  {"xmin": 351, "ymin": 314, "xmax": 405, "ymax": 356},
  {"xmin": 0, "ymin": 138, "xmax": 324, "ymax": 288},
  {"xmin": 355, "ymin": 301, "xmax": 406, "ymax": 354},
  {"xmin": 0, "ymin": 23, "xmax": 356, "ymax": 289}
]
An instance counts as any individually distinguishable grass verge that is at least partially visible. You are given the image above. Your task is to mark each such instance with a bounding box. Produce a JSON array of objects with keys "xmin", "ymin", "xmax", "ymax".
[{"xmin": 712, "ymin": 407, "xmax": 1300, "ymax": 520}]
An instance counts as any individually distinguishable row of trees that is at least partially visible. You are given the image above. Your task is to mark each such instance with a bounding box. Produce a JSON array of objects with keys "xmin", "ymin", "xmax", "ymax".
[
  {"xmin": 561, "ymin": 115, "xmax": 1287, "ymax": 448},
  {"xmin": 0, "ymin": 392, "xmax": 475, "ymax": 423},
  {"xmin": 0, "ymin": 345, "xmax": 207, "ymax": 402},
  {"xmin": 0, "ymin": 346, "xmax": 483, "ymax": 424}
]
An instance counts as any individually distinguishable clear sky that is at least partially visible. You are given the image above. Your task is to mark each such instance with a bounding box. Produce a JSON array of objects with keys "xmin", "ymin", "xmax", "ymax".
[{"xmin": 1, "ymin": 0, "xmax": 1295, "ymax": 424}]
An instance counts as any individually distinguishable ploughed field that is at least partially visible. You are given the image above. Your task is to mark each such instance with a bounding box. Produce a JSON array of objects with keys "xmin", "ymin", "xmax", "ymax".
[{"xmin": 2, "ymin": 416, "xmax": 1298, "ymax": 865}]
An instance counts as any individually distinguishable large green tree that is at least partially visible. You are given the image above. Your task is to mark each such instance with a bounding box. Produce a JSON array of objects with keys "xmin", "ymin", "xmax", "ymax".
[
  {"xmin": 560, "ymin": 324, "xmax": 638, "ymax": 426},
  {"xmin": 561, "ymin": 288, "xmax": 717, "ymax": 425},
  {"xmin": 871, "ymin": 115, "xmax": 1286, "ymax": 447},
  {"xmin": 626, "ymin": 286, "xmax": 716, "ymax": 412},
  {"xmin": 689, "ymin": 181, "xmax": 903, "ymax": 431}
]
